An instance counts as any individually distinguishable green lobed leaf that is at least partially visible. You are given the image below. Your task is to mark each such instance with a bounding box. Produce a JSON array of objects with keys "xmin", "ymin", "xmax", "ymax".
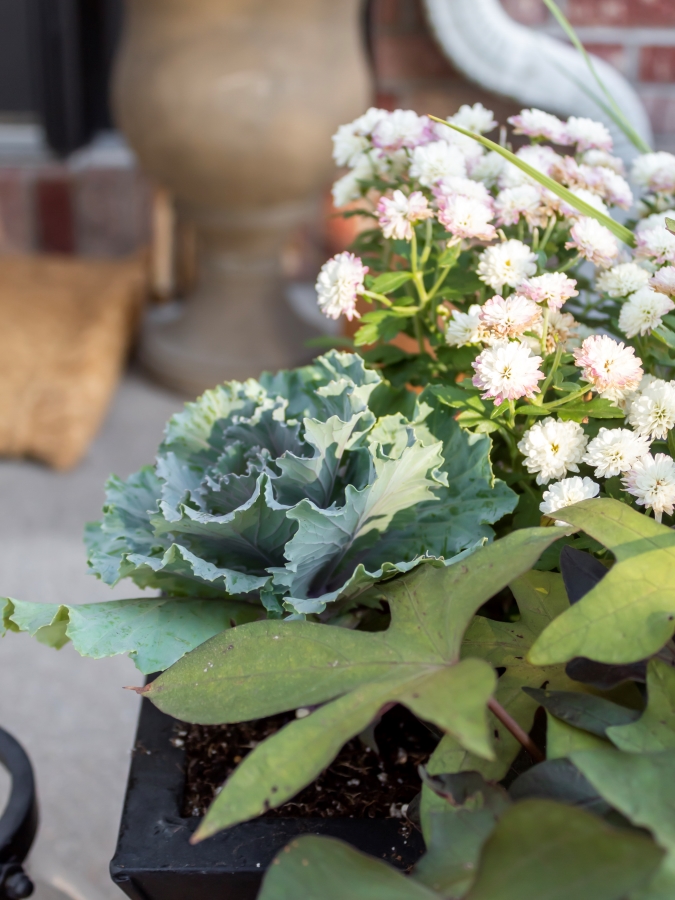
[
  {"xmin": 258, "ymin": 836, "xmax": 437, "ymax": 900},
  {"xmin": 368, "ymin": 271, "xmax": 415, "ymax": 294},
  {"xmin": 465, "ymin": 799, "xmax": 663, "ymax": 900},
  {"xmin": 143, "ymin": 526, "xmax": 566, "ymax": 839},
  {"xmin": 523, "ymin": 687, "xmax": 640, "ymax": 738},
  {"xmin": 573, "ymin": 747, "xmax": 675, "ymax": 900},
  {"xmin": 606, "ymin": 660, "xmax": 675, "ymax": 752},
  {"xmin": 1, "ymin": 596, "xmax": 260, "ymax": 673},
  {"xmin": 530, "ymin": 499, "xmax": 675, "ymax": 666}
]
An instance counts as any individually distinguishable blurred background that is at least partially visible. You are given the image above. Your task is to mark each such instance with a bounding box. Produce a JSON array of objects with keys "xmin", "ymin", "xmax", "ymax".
[{"xmin": 0, "ymin": 1, "xmax": 674, "ymax": 898}]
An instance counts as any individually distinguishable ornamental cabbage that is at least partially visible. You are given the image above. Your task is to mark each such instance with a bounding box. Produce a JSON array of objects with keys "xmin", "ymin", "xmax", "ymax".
[{"xmin": 86, "ymin": 352, "xmax": 515, "ymax": 616}]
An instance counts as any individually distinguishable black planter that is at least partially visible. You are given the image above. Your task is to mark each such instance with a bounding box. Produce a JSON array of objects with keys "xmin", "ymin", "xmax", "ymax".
[
  {"xmin": 0, "ymin": 727, "xmax": 38, "ymax": 900},
  {"xmin": 111, "ymin": 697, "xmax": 425, "ymax": 900}
]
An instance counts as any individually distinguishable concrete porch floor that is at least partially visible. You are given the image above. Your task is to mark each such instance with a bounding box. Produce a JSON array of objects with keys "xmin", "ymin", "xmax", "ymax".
[{"xmin": 0, "ymin": 371, "xmax": 183, "ymax": 900}]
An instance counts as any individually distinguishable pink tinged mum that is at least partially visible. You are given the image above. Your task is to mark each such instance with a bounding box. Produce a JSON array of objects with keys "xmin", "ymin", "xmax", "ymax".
[
  {"xmin": 315, "ymin": 252, "xmax": 368, "ymax": 322},
  {"xmin": 377, "ymin": 190, "xmax": 434, "ymax": 241},
  {"xmin": 518, "ymin": 273, "xmax": 579, "ymax": 311},
  {"xmin": 371, "ymin": 109, "xmax": 431, "ymax": 151},
  {"xmin": 565, "ymin": 117, "xmax": 613, "ymax": 153},
  {"xmin": 566, "ymin": 217, "xmax": 619, "ymax": 268},
  {"xmin": 573, "ymin": 334, "xmax": 644, "ymax": 401},
  {"xmin": 508, "ymin": 108, "xmax": 570, "ymax": 144},
  {"xmin": 436, "ymin": 194, "xmax": 496, "ymax": 241},
  {"xmin": 651, "ymin": 266, "xmax": 675, "ymax": 296},
  {"xmin": 479, "ymin": 294, "xmax": 541, "ymax": 338},
  {"xmin": 472, "ymin": 340, "xmax": 545, "ymax": 406},
  {"xmin": 623, "ymin": 453, "xmax": 675, "ymax": 523},
  {"xmin": 636, "ymin": 227, "xmax": 675, "ymax": 266}
]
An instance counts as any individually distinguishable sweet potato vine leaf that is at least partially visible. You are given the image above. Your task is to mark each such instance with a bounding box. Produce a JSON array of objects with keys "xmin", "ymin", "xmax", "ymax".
[
  {"xmin": 606, "ymin": 659, "xmax": 675, "ymax": 752},
  {"xmin": 255, "ymin": 801, "xmax": 662, "ymax": 900},
  {"xmin": 529, "ymin": 499, "xmax": 675, "ymax": 666},
  {"xmin": 142, "ymin": 525, "xmax": 567, "ymax": 841},
  {"xmin": 573, "ymin": 747, "xmax": 675, "ymax": 900},
  {"xmin": 0, "ymin": 596, "xmax": 261, "ymax": 674},
  {"xmin": 427, "ymin": 568, "xmax": 582, "ymax": 783}
]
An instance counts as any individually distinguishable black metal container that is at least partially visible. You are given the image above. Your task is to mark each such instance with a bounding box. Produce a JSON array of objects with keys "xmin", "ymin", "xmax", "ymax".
[
  {"xmin": 110, "ymin": 697, "xmax": 424, "ymax": 900},
  {"xmin": 0, "ymin": 727, "xmax": 38, "ymax": 900}
]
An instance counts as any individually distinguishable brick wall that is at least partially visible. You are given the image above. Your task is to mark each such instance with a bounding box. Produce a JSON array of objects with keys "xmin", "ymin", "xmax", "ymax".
[{"xmin": 370, "ymin": 0, "xmax": 675, "ymax": 152}]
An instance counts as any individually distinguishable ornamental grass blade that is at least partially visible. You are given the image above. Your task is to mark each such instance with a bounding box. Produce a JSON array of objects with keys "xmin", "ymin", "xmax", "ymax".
[
  {"xmin": 465, "ymin": 799, "xmax": 663, "ymax": 900},
  {"xmin": 142, "ymin": 525, "xmax": 566, "ymax": 840},
  {"xmin": 258, "ymin": 835, "xmax": 438, "ymax": 900},
  {"xmin": 606, "ymin": 660, "xmax": 675, "ymax": 752},
  {"xmin": 429, "ymin": 117, "xmax": 635, "ymax": 246},
  {"xmin": 529, "ymin": 499, "xmax": 675, "ymax": 666}
]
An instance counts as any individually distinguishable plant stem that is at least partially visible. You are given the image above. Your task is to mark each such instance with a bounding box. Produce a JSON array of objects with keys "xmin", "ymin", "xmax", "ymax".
[
  {"xmin": 559, "ymin": 252, "xmax": 581, "ymax": 273},
  {"xmin": 488, "ymin": 697, "xmax": 545, "ymax": 763},
  {"xmin": 540, "ymin": 307, "xmax": 550, "ymax": 356},
  {"xmin": 540, "ymin": 216, "xmax": 557, "ymax": 251},
  {"xmin": 420, "ymin": 218, "xmax": 433, "ymax": 266}
]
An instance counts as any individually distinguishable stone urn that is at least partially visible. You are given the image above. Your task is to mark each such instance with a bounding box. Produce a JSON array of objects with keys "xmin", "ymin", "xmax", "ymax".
[{"xmin": 113, "ymin": 0, "xmax": 370, "ymax": 394}]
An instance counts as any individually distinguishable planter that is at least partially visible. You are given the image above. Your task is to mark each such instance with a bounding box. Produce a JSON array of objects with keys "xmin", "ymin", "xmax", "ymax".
[
  {"xmin": 111, "ymin": 697, "xmax": 425, "ymax": 900},
  {"xmin": 113, "ymin": 0, "xmax": 371, "ymax": 394}
]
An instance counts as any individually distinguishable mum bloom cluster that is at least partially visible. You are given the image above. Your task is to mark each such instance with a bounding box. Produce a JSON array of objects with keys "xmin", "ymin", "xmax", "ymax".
[{"xmin": 317, "ymin": 102, "xmax": 675, "ymax": 525}]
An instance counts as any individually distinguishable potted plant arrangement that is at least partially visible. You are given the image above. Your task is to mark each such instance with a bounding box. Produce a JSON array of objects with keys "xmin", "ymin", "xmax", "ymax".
[{"xmin": 4, "ymin": 10, "xmax": 675, "ymax": 898}]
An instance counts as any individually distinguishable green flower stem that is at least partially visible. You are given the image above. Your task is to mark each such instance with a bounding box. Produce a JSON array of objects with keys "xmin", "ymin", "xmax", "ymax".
[
  {"xmin": 540, "ymin": 307, "xmax": 550, "ymax": 356},
  {"xmin": 411, "ymin": 230, "xmax": 418, "ymax": 273},
  {"xmin": 507, "ymin": 399, "xmax": 517, "ymax": 430},
  {"xmin": 539, "ymin": 342, "xmax": 564, "ymax": 397},
  {"xmin": 540, "ymin": 215, "xmax": 557, "ymax": 251},
  {"xmin": 546, "ymin": 386, "xmax": 590, "ymax": 410},
  {"xmin": 362, "ymin": 290, "xmax": 394, "ymax": 307},
  {"xmin": 420, "ymin": 218, "xmax": 434, "ymax": 266},
  {"xmin": 426, "ymin": 266, "xmax": 452, "ymax": 303},
  {"xmin": 559, "ymin": 252, "xmax": 581, "ymax": 273}
]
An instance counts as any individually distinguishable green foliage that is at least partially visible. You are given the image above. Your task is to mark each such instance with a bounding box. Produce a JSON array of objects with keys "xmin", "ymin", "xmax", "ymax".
[
  {"xmin": 606, "ymin": 660, "xmax": 675, "ymax": 752},
  {"xmin": 143, "ymin": 526, "xmax": 566, "ymax": 840},
  {"xmin": 86, "ymin": 354, "xmax": 514, "ymax": 622},
  {"xmin": 530, "ymin": 499, "xmax": 675, "ymax": 666},
  {"xmin": 256, "ymin": 799, "xmax": 663, "ymax": 900}
]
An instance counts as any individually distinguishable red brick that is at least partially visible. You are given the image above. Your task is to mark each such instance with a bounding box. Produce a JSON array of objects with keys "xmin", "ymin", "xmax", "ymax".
[
  {"xmin": 640, "ymin": 93, "xmax": 675, "ymax": 136},
  {"xmin": 73, "ymin": 168, "xmax": 151, "ymax": 258},
  {"xmin": 374, "ymin": 90, "xmax": 400, "ymax": 111},
  {"xmin": 640, "ymin": 46, "xmax": 675, "ymax": 83},
  {"xmin": 584, "ymin": 43, "xmax": 629, "ymax": 75},
  {"xmin": 373, "ymin": 32, "xmax": 457, "ymax": 80},
  {"xmin": 568, "ymin": 0, "xmax": 675, "ymax": 27},
  {"xmin": 0, "ymin": 168, "xmax": 35, "ymax": 253},
  {"xmin": 35, "ymin": 172, "xmax": 75, "ymax": 254},
  {"xmin": 499, "ymin": 0, "xmax": 549, "ymax": 26}
]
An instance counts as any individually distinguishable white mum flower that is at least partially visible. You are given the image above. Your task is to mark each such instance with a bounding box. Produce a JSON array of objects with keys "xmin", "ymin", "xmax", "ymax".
[
  {"xmin": 499, "ymin": 145, "xmax": 561, "ymax": 190},
  {"xmin": 619, "ymin": 286, "xmax": 674, "ymax": 338},
  {"xmin": 623, "ymin": 453, "xmax": 675, "ymax": 522},
  {"xmin": 437, "ymin": 195, "xmax": 495, "ymax": 241},
  {"xmin": 595, "ymin": 169, "xmax": 633, "ymax": 209},
  {"xmin": 540, "ymin": 477, "xmax": 600, "ymax": 522},
  {"xmin": 631, "ymin": 152, "xmax": 675, "ymax": 194},
  {"xmin": 445, "ymin": 305, "xmax": 482, "ymax": 347},
  {"xmin": 495, "ymin": 185, "xmax": 546, "ymax": 228},
  {"xmin": 573, "ymin": 334, "xmax": 644, "ymax": 403},
  {"xmin": 582, "ymin": 150, "xmax": 625, "ymax": 175},
  {"xmin": 332, "ymin": 108, "xmax": 389, "ymax": 167},
  {"xmin": 636, "ymin": 226, "xmax": 675, "ymax": 265},
  {"xmin": 479, "ymin": 294, "xmax": 541, "ymax": 338},
  {"xmin": 529, "ymin": 309, "xmax": 578, "ymax": 354},
  {"xmin": 566, "ymin": 217, "xmax": 619, "ymax": 268},
  {"xmin": 372, "ymin": 109, "xmax": 430, "ymax": 151},
  {"xmin": 410, "ymin": 140, "xmax": 466, "ymax": 187},
  {"xmin": 471, "ymin": 151, "xmax": 505, "ymax": 187},
  {"xmin": 636, "ymin": 210, "xmax": 675, "ymax": 235},
  {"xmin": 518, "ymin": 273, "xmax": 579, "ymax": 311},
  {"xmin": 377, "ymin": 190, "xmax": 434, "ymax": 241},
  {"xmin": 449, "ymin": 103, "xmax": 497, "ymax": 134},
  {"xmin": 565, "ymin": 117, "xmax": 613, "ymax": 152},
  {"xmin": 628, "ymin": 379, "xmax": 675, "ymax": 440},
  {"xmin": 435, "ymin": 176, "xmax": 493, "ymax": 205},
  {"xmin": 472, "ymin": 340, "xmax": 544, "ymax": 405},
  {"xmin": 584, "ymin": 428, "xmax": 651, "ymax": 478},
  {"xmin": 477, "ymin": 240, "xmax": 538, "ymax": 292},
  {"xmin": 331, "ymin": 154, "xmax": 378, "ymax": 207},
  {"xmin": 315, "ymin": 252, "xmax": 368, "ymax": 321},
  {"xmin": 651, "ymin": 266, "xmax": 675, "ymax": 296},
  {"xmin": 518, "ymin": 418, "xmax": 588, "ymax": 485},
  {"xmin": 508, "ymin": 108, "xmax": 569, "ymax": 144},
  {"xmin": 596, "ymin": 263, "xmax": 650, "ymax": 298}
]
